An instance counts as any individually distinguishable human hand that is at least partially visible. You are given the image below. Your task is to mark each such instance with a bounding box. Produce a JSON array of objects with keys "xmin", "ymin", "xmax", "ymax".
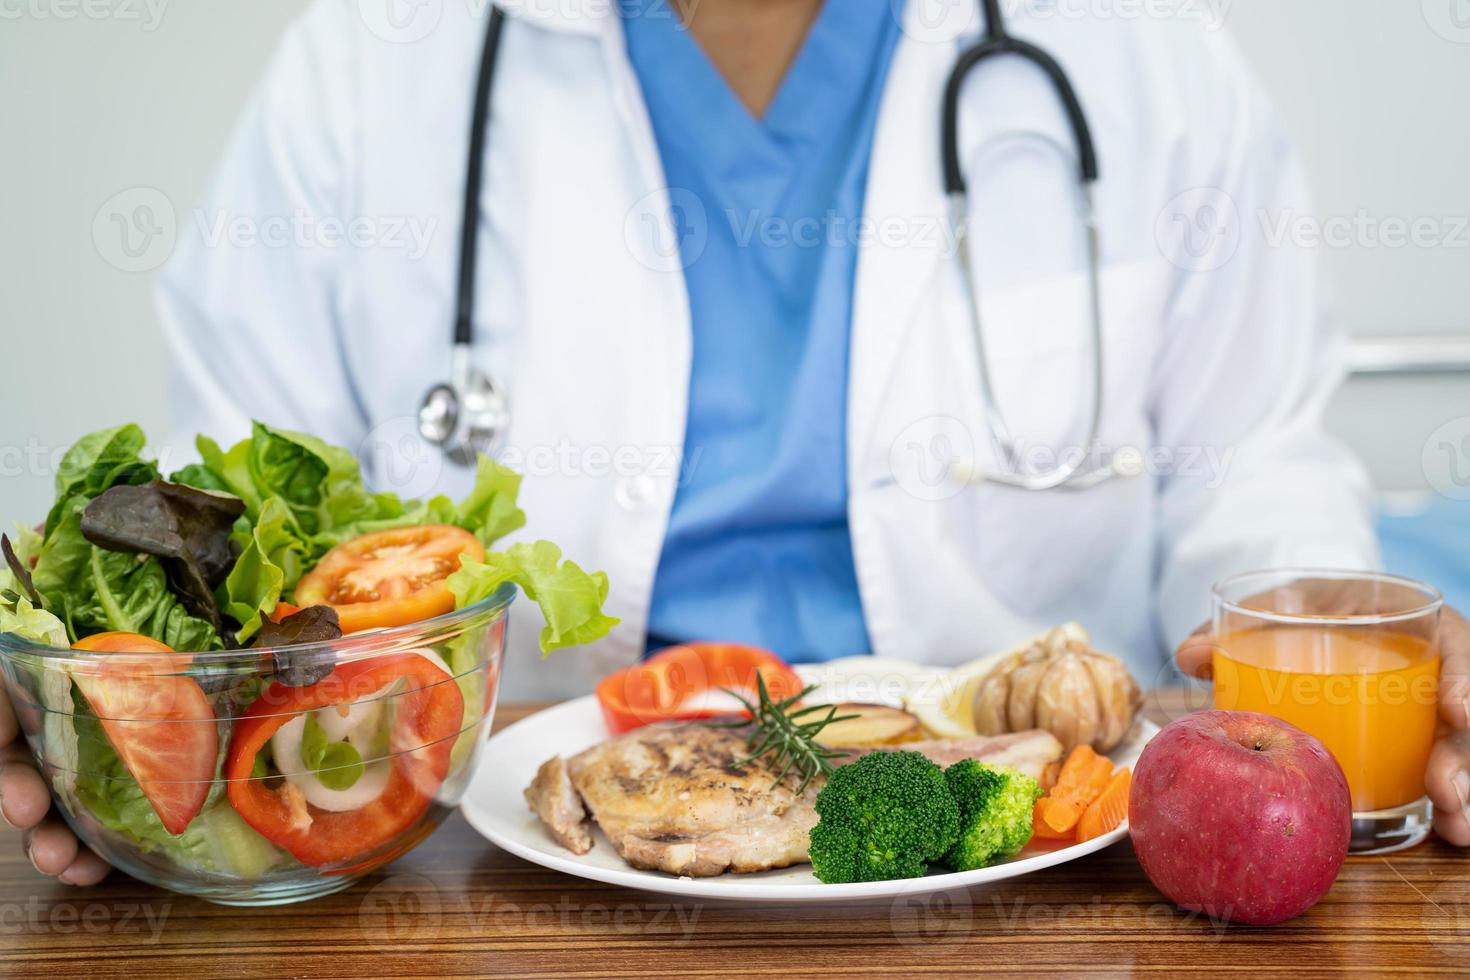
[
  {"xmin": 1176, "ymin": 587, "xmax": 1470, "ymax": 847},
  {"xmin": 0, "ymin": 685, "xmax": 111, "ymax": 884}
]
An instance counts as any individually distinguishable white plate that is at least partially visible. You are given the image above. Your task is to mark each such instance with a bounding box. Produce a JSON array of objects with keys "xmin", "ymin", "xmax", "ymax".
[{"xmin": 461, "ymin": 695, "xmax": 1157, "ymax": 903}]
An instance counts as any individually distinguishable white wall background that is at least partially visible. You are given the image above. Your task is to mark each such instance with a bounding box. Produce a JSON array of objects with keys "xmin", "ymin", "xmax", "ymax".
[{"xmin": 2, "ymin": 0, "xmax": 1468, "ymax": 522}]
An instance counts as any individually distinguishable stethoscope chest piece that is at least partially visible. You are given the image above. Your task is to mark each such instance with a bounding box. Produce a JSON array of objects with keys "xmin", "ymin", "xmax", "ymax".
[
  {"xmin": 418, "ymin": 342, "xmax": 510, "ymax": 465},
  {"xmin": 418, "ymin": 384, "xmax": 461, "ymax": 446}
]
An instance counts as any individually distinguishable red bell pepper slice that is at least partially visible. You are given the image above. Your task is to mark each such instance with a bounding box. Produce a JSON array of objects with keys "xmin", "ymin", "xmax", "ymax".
[
  {"xmin": 595, "ymin": 642, "xmax": 804, "ymax": 734},
  {"xmin": 225, "ymin": 652, "xmax": 463, "ymax": 868}
]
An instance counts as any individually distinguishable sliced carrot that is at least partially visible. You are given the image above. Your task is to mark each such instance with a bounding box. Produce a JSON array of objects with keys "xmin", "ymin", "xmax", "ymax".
[
  {"xmin": 1032, "ymin": 799, "xmax": 1074, "ymax": 840},
  {"xmin": 1075, "ymin": 768, "xmax": 1131, "ymax": 843},
  {"xmin": 1030, "ymin": 746, "xmax": 1115, "ymax": 840},
  {"xmin": 1041, "ymin": 797, "xmax": 1085, "ymax": 834},
  {"xmin": 1051, "ymin": 748, "xmax": 1111, "ymax": 801},
  {"xmin": 1076, "ymin": 755, "xmax": 1114, "ymax": 799},
  {"xmin": 1054, "ymin": 744, "xmax": 1100, "ymax": 788}
]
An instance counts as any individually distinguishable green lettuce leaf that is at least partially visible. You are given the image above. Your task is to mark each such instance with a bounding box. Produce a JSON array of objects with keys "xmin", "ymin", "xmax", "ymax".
[
  {"xmin": 167, "ymin": 459, "xmax": 233, "ymax": 495},
  {"xmin": 34, "ymin": 422, "xmax": 160, "ymax": 603},
  {"xmin": 183, "ymin": 427, "xmax": 527, "ymax": 550},
  {"xmin": 310, "ymin": 493, "xmax": 457, "ymax": 552},
  {"xmin": 447, "ymin": 541, "xmax": 619, "ymax": 654},
  {"xmin": 1, "ymin": 543, "xmax": 75, "ymax": 802},
  {"xmin": 44, "ymin": 424, "xmax": 157, "ymax": 541},
  {"xmin": 66, "ymin": 548, "xmax": 222, "ymax": 651},
  {"xmin": 32, "ymin": 425, "xmax": 179, "ymax": 645},
  {"xmin": 32, "ymin": 497, "xmax": 92, "ymax": 607},
  {"xmin": 27, "ymin": 423, "xmax": 617, "ymax": 658},
  {"xmin": 0, "ymin": 593, "xmax": 78, "ymax": 802},
  {"xmin": 36, "ymin": 497, "xmax": 220, "ymax": 650},
  {"xmin": 189, "ymin": 424, "xmax": 380, "ymax": 537},
  {"xmin": 307, "ymin": 456, "xmax": 524, "ymax": 550},
  {"xmin": 221, "ymin": 497, "xmax": 309, "ymax": 642},
  {"xmin": 245, "ymin": 423, "xmax": 379, "ymax": 534},
  {"xmin": 455, "ymin": 456, "xmax": 527, "ymax": 547},
  {"xmin": 0, "ymin": 594, "xmax": 67, "ymax": 648},
  {"xmin": 195, "ymin": 434, "xmax": 262, "ymax": 514},
  {"xmin": 192, "ymin": 434, "xmax": 546, "ymax": 642}
]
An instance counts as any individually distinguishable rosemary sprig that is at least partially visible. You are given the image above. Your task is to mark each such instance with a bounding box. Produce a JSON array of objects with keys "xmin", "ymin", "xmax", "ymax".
[{"xmin": 709, "ymin": 673, "xmax": 860, "ymax": 795}]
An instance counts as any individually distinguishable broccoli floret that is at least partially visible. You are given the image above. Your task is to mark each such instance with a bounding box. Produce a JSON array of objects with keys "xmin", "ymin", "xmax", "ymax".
[
  {"xmin": 808, "ymin": 750, "xmax": 961, "ymax": 883},
  {"xmin": 941, "ymin": 760, "xmax": 1043, "ymax": 871}
]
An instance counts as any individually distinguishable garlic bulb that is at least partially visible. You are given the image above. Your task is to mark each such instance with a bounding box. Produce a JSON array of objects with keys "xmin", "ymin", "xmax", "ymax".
[{"xmin": 972, "ymin": 625, "xmax": 1141, "ymax": 752}]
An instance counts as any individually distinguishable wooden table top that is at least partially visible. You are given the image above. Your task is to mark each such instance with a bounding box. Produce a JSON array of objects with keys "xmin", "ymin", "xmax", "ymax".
[{"xmin": 1, "ymin": 690, "xmax": 1467, "ymax": 978}]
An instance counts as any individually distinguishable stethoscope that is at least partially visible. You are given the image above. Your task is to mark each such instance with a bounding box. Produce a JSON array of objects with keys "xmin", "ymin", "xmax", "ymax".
[
  {"xmin": 421, "ymin": 0, "xmax": 1119, "ymax": 491},
  {"xmin": 417, "ymin": 7, "xmax": 511, "ymax": 467}
]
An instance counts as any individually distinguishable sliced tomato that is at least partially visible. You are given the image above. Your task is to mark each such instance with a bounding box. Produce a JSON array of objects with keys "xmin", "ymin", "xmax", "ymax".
[
  {"xmin": 595, "ymin": 642, "xmax": 805, "ymax": 734},
  {"xmin": 294, "ymin": 525, "xmax": 484, "ymax": 633},
  {"xmin": 71, "ymin": 632, "xmax": 217, "ymax": 836},
  {"xmin": 224, "ymin": 652, "xmax": 463, "ymax": 867}
]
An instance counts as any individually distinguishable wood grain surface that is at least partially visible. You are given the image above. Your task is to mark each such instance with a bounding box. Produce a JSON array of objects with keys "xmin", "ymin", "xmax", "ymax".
[{"xmin": 1, "ymin": 690, "xmax": 1466, "ymax": 978}]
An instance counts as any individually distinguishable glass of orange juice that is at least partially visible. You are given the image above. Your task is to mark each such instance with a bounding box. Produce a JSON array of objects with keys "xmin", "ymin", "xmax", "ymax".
[{"xmin": 1210, "ymin": 569, "xmax": 1442, "ymax": 854}]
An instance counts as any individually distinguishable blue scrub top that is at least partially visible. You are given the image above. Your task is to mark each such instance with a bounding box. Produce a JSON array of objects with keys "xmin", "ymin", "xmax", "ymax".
[{"xmin": 620, "ymin": 0, "xmax": 904, "ymax": 662}]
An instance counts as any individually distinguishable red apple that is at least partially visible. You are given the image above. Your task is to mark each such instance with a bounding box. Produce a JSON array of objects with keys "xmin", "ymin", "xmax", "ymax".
[{"xmin": 1130, "ymin": 710, "xmax": 1350, "ymax": 926}]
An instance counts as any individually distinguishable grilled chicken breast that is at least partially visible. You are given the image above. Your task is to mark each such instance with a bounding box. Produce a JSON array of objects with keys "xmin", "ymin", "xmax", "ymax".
[
  {"xmin": 525, "ymin": 720, "xmax": 1063, "ymax": 877},
  {"xmin": 529, "ymin": 723, "xmax": 819, "ymax": 876},
  {"xmin": 523, "ymin": 754, "xmax": 593, "ymax": 854}
]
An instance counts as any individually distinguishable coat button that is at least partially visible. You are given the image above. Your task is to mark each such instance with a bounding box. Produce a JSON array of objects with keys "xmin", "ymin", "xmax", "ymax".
[{"xmin": 615, "ymin": 474, "xmax": 658, "ymax": 511}]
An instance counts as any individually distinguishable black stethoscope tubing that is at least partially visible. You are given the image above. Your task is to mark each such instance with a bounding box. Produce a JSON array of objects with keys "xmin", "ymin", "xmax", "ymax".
[
  {"xmin": 456, "ymin": 6, "xmax": 509, "ymax": 348},
  {"xmin": 434, "ymin": 1, "xmax": 1111, "ymax": 488},
  {"xmin": 942, "ymin": 0, "xmax": 1098, "ymax": 190},
  {"xmin": 451, "ymin": 1, "xmax": 1099, "ymax": 354}
]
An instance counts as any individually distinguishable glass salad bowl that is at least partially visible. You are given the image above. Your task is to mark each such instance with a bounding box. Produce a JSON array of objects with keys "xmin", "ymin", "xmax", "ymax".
[{"xmin": 0, "ymin": 584, "xmax": 514, "ymax": 906}]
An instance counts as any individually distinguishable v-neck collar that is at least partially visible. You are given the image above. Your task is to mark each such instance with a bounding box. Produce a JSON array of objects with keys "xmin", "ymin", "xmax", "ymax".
[
  {"xmin": 762, "ymin": 0, "xmax": 896, "ymax": 149},
  {"xmin": 620, "ymin": 0, "xmax": 898, "ymax": 199}
]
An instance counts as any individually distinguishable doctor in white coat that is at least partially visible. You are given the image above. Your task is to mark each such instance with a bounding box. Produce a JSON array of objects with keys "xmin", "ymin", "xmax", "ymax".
[
  {"xmin": 158, "ymin": 0, "xmax": 1384, "ymax": 694},
  {"xmin": 11, "ymin": 0, "xmax": 1470, "ymax": 888}
]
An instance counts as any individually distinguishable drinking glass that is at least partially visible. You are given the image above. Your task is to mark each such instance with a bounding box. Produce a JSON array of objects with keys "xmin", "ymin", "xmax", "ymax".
[{"xmin": 1211, "ymin": 569, "xmax": 1442, "ymax": 854}]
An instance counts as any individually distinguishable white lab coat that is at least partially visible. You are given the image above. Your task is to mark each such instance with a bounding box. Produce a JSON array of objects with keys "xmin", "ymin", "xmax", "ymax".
[{"xmin": 158, "ymin": 0, "xmax": 1378, "ymax": 698}]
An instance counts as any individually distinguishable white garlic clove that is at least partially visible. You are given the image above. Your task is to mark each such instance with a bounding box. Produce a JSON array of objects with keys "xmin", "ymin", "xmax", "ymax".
[
  {"xmin": 1035, "ymin": 653, "xmax": 1101, "ymax": 753},
  {"xmin": 972, "ymin": 664, "xmax": 1012, "ymax": 735},
  {"xmin": 1081, "ymin": 650, "xmax": 1141, "ymax": 751},
  {"xmin": 1006, "ymin": 656, "xmax": 1050, "ymax": 731}
]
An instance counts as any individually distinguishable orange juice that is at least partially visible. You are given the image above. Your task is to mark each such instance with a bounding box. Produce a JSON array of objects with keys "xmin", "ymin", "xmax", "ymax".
[{"xmin": 1213, "ymin": 627, "xmax": 1440, "ymax": 811}]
